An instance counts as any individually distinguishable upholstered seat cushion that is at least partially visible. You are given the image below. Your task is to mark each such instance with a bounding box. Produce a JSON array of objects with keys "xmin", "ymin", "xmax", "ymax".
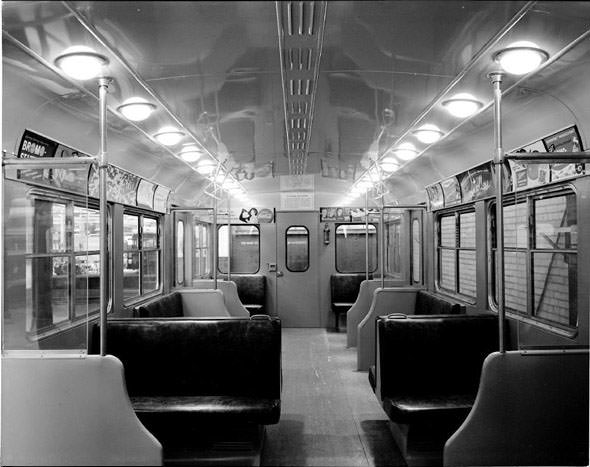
[
  {"xmin": 382, "ymin": 394, "xmax": 475, "ymax": 424},
  {"xmin": 136, "ymin": 292, "xmax": 183, "ymax": 318},
  {"xmin": 132, "ymin": 396, "xmax": 281, "ymax": 425},
  {"xmin": 229, "ymin": 275, "xmax": 266, "ymax": 313}
]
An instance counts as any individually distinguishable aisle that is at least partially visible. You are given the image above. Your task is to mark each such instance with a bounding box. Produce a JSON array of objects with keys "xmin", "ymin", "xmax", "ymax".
[{"xmin": 261, "ymin": 329, "xmax": 405, "ymax": 466}]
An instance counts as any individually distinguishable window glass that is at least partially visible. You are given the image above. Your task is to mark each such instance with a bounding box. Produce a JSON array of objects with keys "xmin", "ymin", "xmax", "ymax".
[
  {"xmin": 123, "ymin": 214, "xmax": 139, "ymax": 250},
  {"xmin": 75, "ymin": 254, "xmax": 100, "ymax": 318},
  {"xmin": 74, "ymin": 207, "xmax": 100, "ymax": 251},
  {"xmin": 534, "ymin": 194, "xmax": 577, "ymax": 249},
  {"xmin": 437, "ymin": 210, "xmax": 476, "ymax": 299},
  {"xmin": 335, "ymin": 224, "xmax": 377, "ymax": 273},
  {"xmin": 440, "ymin": 215, "xmax": 456, "ymax": 247},
  {"xmin": 490, "ymin": 191, "xmax": 577, "ymax": 331},
  {"xmin": 142, "ymin": 217, "xmax": 158, "ymax": 248},
  {"xmin": 387, "ymin": 222, "xmax": 401, "ymax": 275},
  {"xmin": 286, "ymin": 226, "xmax": 309, "ymax": 272},
  {"xmin": 123, "ymin": 252, "xmax": 140, "ymax": 300},
  {"xmin": 176, "ymin": 220, "xmax": 185, "ymax": 284},
  {"xmin": 218, "ymin": 225, "xmax": 260, "ymax": 274},
  {"xmin": 412, "ymin": 219, "xmax": 421, "ymax": 284},
  {"xmin": 142, "ymin": 250, "xmax": 159, "ymax": 293}
]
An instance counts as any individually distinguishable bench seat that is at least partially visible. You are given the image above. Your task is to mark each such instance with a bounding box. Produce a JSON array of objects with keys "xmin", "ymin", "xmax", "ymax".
[
  {"xmin": 132, "ymin": 396, "xmax": 280, "ymax": 425},
  {"xmin": 331, "ymin": 274, "xmax": 372, "ymax": 330},
  {"xmin": 382, "ymin": 394, "xmax": 474, "ymax": 424}
]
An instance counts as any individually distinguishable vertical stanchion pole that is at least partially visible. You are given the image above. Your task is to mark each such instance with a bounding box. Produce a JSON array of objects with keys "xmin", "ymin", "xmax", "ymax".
[
  {"xmin": 380, "ymin": 200, "xmax": 385, "ymax": 289},
  {"xmin": 489, "ymin": 71, "xmax": 506, "ymax": 353},
  {"xmin": 213, "ymin": 199, "xmax": 218, "ymax": 290},
  {"xmin": 227, "ymin": 194, "xmax": 231, "ymax": 282},
  {"xmin": 98, "ymin": 77, "xmax": 111, "ymax": 357},
  {"xmin": 365, "ymin": 190, "xmax": 369, "ymax": 281}
]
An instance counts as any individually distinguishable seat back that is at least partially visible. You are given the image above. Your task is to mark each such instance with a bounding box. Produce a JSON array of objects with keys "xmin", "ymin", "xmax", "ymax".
[
  {"xmin": 331, "ymin": 273, "xmax": 372, "ymax": 304},
  {"xmin": 228, "ymin": 275, "xmax": 266, "ymax": 311},
  {"xmin": 444, "ymin": 350, "xmax": 589, "ymax": 466},
  {"xmin": 136, "ymin": 292, "xmax": 183, "ymax": 318},
  {"xmin": 92, "ymin": 318, "xmax": 281, "ymax": 399},
  {"xmin": 377, "ymin": 314, "xmax": 498, "ymax": 399},
  {"xmin": 414, "ymin": 290, "xmax": 466, "ymax": 315}
]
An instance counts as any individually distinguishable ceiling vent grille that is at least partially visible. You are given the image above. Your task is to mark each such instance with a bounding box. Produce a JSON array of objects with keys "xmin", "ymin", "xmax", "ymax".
[{"xmin": 277, "ymin": 1, "xmax": 327, "ymax": 175}]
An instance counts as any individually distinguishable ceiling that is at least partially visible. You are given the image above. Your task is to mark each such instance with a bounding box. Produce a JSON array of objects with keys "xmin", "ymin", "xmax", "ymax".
[{"xmin": 3, "ymin": 1, "xmax": 590, "ymax": 206}]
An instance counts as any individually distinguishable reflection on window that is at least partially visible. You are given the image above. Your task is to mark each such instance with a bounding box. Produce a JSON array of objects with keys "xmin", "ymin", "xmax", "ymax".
[
  {"xmin": 437, "ymin": 211, "xmax": 476, "ymax": 299},
  {"xmin": 490, "ymin": 191, "xmax": 577, "ymax": 329},
  {"xmin": 193, "ymin": 223, "xmax": 210, "ymax": 279},
  {"xmin": 176, "ymin": 220, "xmax": 185, "ymax": 284},
  {"xmin": 412, "ymin": 219, "xmax": 421, "ymax": 284},
  {"xmin": 27, "ymin": 199, "xmax": 101, "ymax": 334},
  {"xmin": 218, "ymin": 225, "xmax": 260, "ymax": 274},
  {"xmin": 124, "ymin": 212, "xmax": 161, "ymax": 301},
  {"xmin": 286, "ymin": 226, "xmax": 309, "ymax": 272},
  {"xmin": 386, "ymin": 221, "xmax": 401, "ymax": 276},
  {"xmin": 335, "ymin": 224, "xmax": 377, "ymax": 273}
]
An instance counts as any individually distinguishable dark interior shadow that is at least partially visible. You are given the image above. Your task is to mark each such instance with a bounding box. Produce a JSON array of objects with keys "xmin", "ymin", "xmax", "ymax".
[{"xmin": 359, "ymin": 419, "xmax": 407, "ymax": 467}]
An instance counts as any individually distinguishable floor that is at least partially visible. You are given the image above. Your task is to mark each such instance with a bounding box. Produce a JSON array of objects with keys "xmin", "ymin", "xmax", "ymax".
[{"xmin": 261, "ymin": 328, "xmax": 406, "ymax": 467}]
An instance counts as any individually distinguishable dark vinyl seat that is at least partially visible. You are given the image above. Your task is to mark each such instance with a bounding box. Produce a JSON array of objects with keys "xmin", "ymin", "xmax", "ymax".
[
  {"xmin": 330, "ymin": 273, "xmax": 372, "ymax": 330},
  {"xmin": 226, "ymin": 274, "xmax": 266, "ymax": 315}
]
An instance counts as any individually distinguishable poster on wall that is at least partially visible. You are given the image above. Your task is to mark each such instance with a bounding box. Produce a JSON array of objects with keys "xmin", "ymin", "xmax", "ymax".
[
  {"xmin": 217, "ymin": 207, "xmax": 275, "ymax": 224},
  {"xmin": 440, "ymin": 176, "xmax": 461, "ymax": 206},
  {"xmin": 153, "ymin": 186, "xmax": 171, "ymax": 213},
  {"xmin": 465, "ymin": 162, "xmax": 495, "ymax": 201},
  {"xmin": 509, "ymin": 140, "xmax": 550, "ymax": 190},
  {"xmin": 12, "ymin": 129, "xmax": 91, "ymax": 194},
  {"xmin": 350, "ymin": 208, "xmax": 380, "ymax": 222},
  {"xmin": 320, "ymin": 207, "xmax": 351, "ymax": 222},
  {"xmin": 88, "ymin": 164, "xmax": 140, "ymax": 205},
  {"xmin": 425, "ymin": 183, "xmax": 444, "ymax": 210},
  {"xmin": 543, "ymin": 125, "xmax": 585, "ymax": 181},
  {"xmin": 280, "ymin": 192, "xmax": 314, "ymax": 210},
  {"xmin": 136, "ymin": 179, "xmax": 156, "ymax": 209}
]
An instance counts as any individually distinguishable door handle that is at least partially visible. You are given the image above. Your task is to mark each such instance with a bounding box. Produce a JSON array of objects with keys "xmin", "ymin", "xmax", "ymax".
[{"xmin": 276, "ymin": 270, "xmax": 284, "ymax": 277}]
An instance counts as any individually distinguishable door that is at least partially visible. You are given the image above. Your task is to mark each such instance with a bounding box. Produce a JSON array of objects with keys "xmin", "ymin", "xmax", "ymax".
[{"xmin": 275, "ymin": 211, "xmax": 320, "ymax": 327}]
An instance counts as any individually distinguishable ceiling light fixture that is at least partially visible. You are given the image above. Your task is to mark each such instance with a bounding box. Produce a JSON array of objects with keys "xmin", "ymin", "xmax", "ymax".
[
  {"xmin": 380, "ymin": 157, "xmax": 400, "ymax": 173},
  {"xmin": 153, "ymin": 126, "xmax": 185, "ymax": 146},
  {"xmin": 412, "ymin": 124, "xmax": 444, "ymax": 144},
  {"xmin": 493, "ymin": 41, "xmax": 549, "ymax": 75},
  {"xmin": 54, "ymin": 45, "xmax": 109, "ymax": 81},
  {"xmin": 441, "ymin": 93, "xmax": 484, "ymax": 118},
  {"xmin": 391, "ymin": 142, "xmax": 419, "ymax": 161},
  {"xmin": 178, "ymin": 144, "xmax": 202, "ymax": 163},
  {"xmin": 117, "ymin": 97, "xmax": 156, "ymax": 122},
  {"xmin": 195, "ymin": 159, "xmax": 216, "ymax": 175}
]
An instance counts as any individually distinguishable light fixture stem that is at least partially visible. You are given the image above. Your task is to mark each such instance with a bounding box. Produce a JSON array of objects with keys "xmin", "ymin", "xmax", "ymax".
[
  {"xmin": 98, "ymin": 76, "xmax": 112, "ymax": 357},
  {"xmin": 489, "ymin": 71, "xmax": 506, "ymax": 354}
]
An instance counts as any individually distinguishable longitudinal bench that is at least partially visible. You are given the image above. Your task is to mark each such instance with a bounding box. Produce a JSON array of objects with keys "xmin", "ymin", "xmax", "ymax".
[
  {"xmin": 373, "ymin": 313, "xmax": 498, "ymax": 466},
  {"xmin": 330, "ymin": 273, "xmax": 372, "ymax": 331}
]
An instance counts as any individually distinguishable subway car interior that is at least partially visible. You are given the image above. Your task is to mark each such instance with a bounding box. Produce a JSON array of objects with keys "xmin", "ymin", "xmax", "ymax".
[{"xmin": 1, "ymin": 1, "xmax": 590, "ymax": 466}]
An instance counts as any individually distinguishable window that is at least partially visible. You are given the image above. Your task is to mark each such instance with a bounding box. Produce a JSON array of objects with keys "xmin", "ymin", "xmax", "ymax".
[
  {"xmin": 286, "ymin": 226, "xmax": 309, "ymax": 272},
  {"xmin": 412, "ymin": 218, "xmax": 422, "ymax": 284},
  {"xmin": 386, "ymin": 221, "xmax": 401, "ymax": 276},
  {"xmin": 490, "ymin": 190, "xmax": 577, "ymax": 329},
  {"xmin": 335, "ymin": 224, "xmax": 377, "ymax": 273},
  {"xmin": 193, "ymin": 222, "xmax": 210, "ymax": 279},
  {"xmin": 437, "ymin": 210, "xmax": 476, "ymax": 299},
  {"xmin": 123, "ymin": 212, "xmax": 161, "ymax": 301},
  {"xmin": 27, "ymin": 199, "xmax": 101, "ymax": 333},
  {"xmin": 176, "ymin": 220, "xmax": 184, "ymax": 285},
  {"xmin": 218, "ymin": 225, "xmax": 260, "ymax": 274}
]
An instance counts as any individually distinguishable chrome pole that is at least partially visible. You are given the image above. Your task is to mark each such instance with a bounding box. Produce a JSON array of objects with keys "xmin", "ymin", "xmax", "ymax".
[
  {"xmin": 213, "ymin": 196, "xmax": 218, "ymax": 289},
  {"xmin": 365, "ymin": 190, "xmax": 369, "ymax": 281},
  {"xmin": 380, "ymin": 199, "xmax": 385, "ymax": 288},
  {"xmin": 98, "ymin": 77, "xmax": 112, "ymax": 357},
  {"xmin": 227, "ymin": 194, "xmax": 231, "ymax": 283},
  {"xmin": 489, "ymin": 71, "xmax": 506, "ymax": 353}
]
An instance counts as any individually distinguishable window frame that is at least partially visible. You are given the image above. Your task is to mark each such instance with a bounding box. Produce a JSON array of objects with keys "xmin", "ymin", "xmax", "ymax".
[
  {"xmin": 285, "ymin": 225, "xmax": 310, "ymax": 273},
  {"xmin": 26, "ymin": 192, "xmax": 106, "ymax": 338},
  {"xmin": 435, "ymin": 206, "xmax": 477, "ymax": 302},
  {"xmin": 487, "ymin": 185, "xmax": 579, "ymax": 336},
  {"xmin": 334, "ymin": 223, "xmax": 378, "ymax": 274},
  {"xmin": 192, "ymin": 221, "xmax": 211, "ymax": 280},
  {"xmin": 122, "ymin": 208, "xmax": 162, "ymax": 303},
  {"xmin": 216, "ymin": 224, "xmax": 261, "ymax": 274}
]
